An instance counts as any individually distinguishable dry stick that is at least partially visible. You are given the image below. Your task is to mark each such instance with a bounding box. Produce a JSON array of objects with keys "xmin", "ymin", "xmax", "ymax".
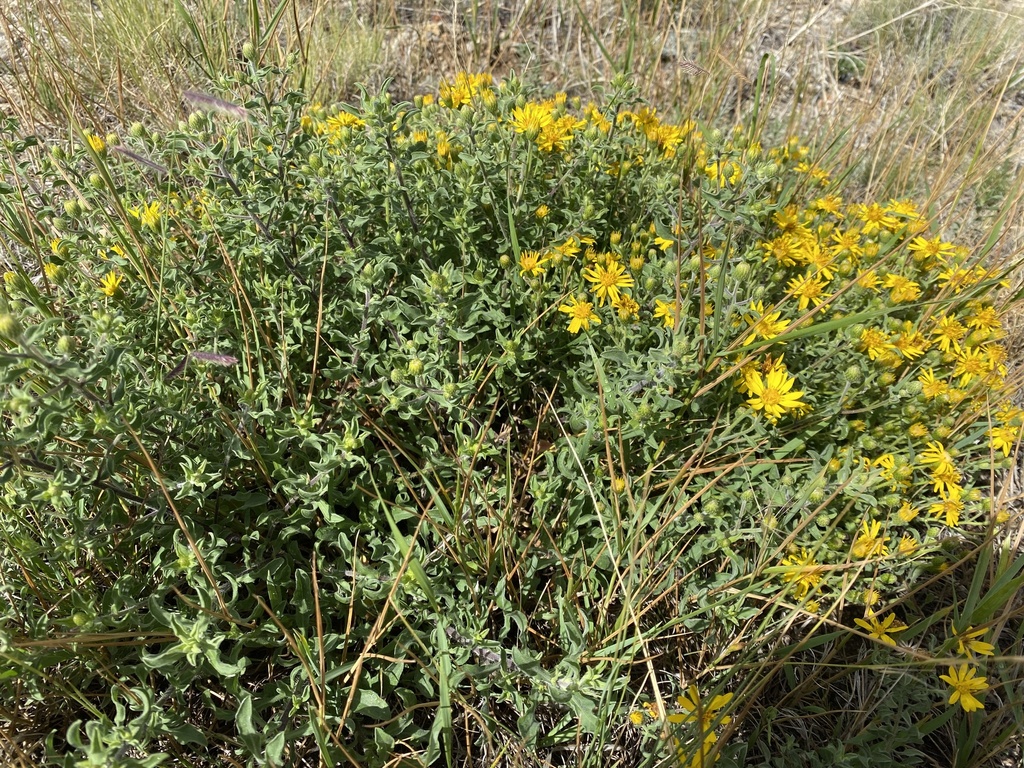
[
  {"xmin": 121, "ymin": 421, "xmax": 230, "ymax": 618},
  {"xmin": 311, "ymin": 551, "xmax": 327, "ymax": 752}
]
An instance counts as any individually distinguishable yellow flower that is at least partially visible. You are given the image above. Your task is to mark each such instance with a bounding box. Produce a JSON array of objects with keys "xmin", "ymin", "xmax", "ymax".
[
  {"xmin": 897, "ymin": 535, "xmax": 918, "ymax": 555},
  {"xmin": 907, "ymin": 235, "xmax": 955, "ymax": 263},
  {"xmin": 931, "ymin": 315, "xmax": 967, "ymax": 354},
  {"xmin": 653, "ymin": 236, "xmax": 674, "ymax": 251},
  {"xmin": 99, "ymin": 271, "xmax": 123, "ymax": 297},
  {"xmin": 855, "ymin": 202, "xmax": 899, "ymax": 234},
  {"xmin": 628, "ymin": 710, "xmax": 645, "ymax": 726},
  {"xmin": 858, "ymin": 328, "xmax": 895, "ymax": 361},
  {"xmin": 128, "ymin": 201, "xmax": 162, "ymax": 230},
  {"xmin": 535, "ymin": 204, "xmax": 549, "ymax": 219},
  {"xmin": 582, "ymin": 259, "xmax": 634, "ymax": 306},
  {"xmin": 897, "ymin": 501, "xmax": 919, "ymax": 523},
  {"xmin": 743, "ymin": 301, "xmax": 789, "ymax": 345},
  {"xmin": 786, "ymin": 272, "xmax": 830, "ymax": 311},
  {"xmin": 653, "ymin": 299, "xmax": 678, "ymax": 328},
  {"xmin": 85, "ymin": 132, "xmax": 106, "ymax": 153},
  {"xmin": 829, "ymin": 228, "xmax": 863, "ymax": 259},
  {"xmin": 780, "ymin": 548, "xmax": 823, "ymax": 598},
  {"xmin": 518, "ymin": 250, "xmax": 549, "ymax": 278},
  {"xmin": 939, "ymin": 665, "xmax": 987, "ymax": 712},
  {"xmin": 892, "ymin": 324, "xmax": 929, "ymax": 359},
  {"xmin": 509, "ymin": 102, "xmax": 553, "ymax": 136},
  {"xmin": 952, "ymin": 347, "xmax": 990, "ymax": 387},
  {"xmin": 668, "ymin": 686, "xmax": 733, "ymax": 740},
  {"xmin": 746, "ymin": 368, "xmax": 807, "ymax": 422},
  {"xmin": 928, "ymin": 486, "xmax": 964, "ymax": 527},
  {"xmin": 558, "ymin": 295, "xmax": 600, "ymax": 334},
  {"xmin": 852, "ymin": 519, "xmax": 889, "ymax": 559},
  {"xmin": 882, "ymin": 273, "xmax": 921, "ymax": 303},
  {"xmin": 612, "ymin": 293, "xmax": 640, "ymax": 321},
  {"xmin": 966, "ymin": 303, "xmax": 1001, "ymax": 333},
  {"xmin": 918, "ymin": 441, "xmax": 955, "ymax": 478},
  {"xmin": 955, "ymin": 626, "xmax": 995, "ymax": 659},
  {"xmin": 989, "ymin": 425, "xmax": 1018, "ymax": 457},
  {"xmin": 43, "ymin": 262, "xmax": 62, "ymax": 280},
  {"xmin": 853, "ymin": 613, "xmax": 907, "ymax": 646},
  {"xmin": 917, "ymin": 368, "xmax": 947, "ymax": 399}
]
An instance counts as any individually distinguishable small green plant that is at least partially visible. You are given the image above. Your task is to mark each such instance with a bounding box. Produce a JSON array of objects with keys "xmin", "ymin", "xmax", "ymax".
[{"xmin": 0, "ymin": 64, "xmax": 1021, "ymax": 766}]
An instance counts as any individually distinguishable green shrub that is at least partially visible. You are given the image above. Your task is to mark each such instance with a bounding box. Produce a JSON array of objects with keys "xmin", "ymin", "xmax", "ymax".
[{"xmin": 0, "ymin": 66, "xmax": 1020, "ymax": 766}]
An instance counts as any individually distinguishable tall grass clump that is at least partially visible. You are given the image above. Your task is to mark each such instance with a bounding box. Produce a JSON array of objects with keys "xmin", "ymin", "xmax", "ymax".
[{"xmin": 0, "ymin": 61, "xmax": 1023, "ymax": 766}]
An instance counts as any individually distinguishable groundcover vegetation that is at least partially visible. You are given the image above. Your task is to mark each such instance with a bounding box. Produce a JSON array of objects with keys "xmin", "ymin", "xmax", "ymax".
[{"xmin": 0, "ymin": 65, "xmax": 1021, "ymax": 766}]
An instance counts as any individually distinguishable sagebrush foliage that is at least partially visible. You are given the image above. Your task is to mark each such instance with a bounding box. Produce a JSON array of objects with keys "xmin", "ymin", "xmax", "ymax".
[{"xmin": 0, "ymin": 66, "xmax": 1019, "ymax": 767}]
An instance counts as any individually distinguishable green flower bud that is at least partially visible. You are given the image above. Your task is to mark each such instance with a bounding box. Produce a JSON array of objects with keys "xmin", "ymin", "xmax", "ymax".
[
  {"xmin": 407, "ymin": 358, "xmax": 424, "ymax": 376},
  {"xmin": 498, "ymin": 254, "xmax": 512, "ymax": 269},
  {"xmin": 88, "ymin": 172, "xmax": 105, "ymax": 189},
  {"xmin": 63, "ymin": 198, "xmax": 82, "ymax": 217},
  {"xmin": 50, "ymin": 145, "xmax": 67, "ymax": 161},
  {"xmin": 128, "ymin": 122, "xmax": 148, "ymax": 139},
  {"xmin": 733, "ymin": 262, "xmax": 752, "ymax": 280},
  {"xmin": 843, "ymin": 365, "xmax": 863, "ymax": 383},
  {"xmin": 187, "ymin": 111, "xmax": 206, "ymax": 131},
  {"xmin": 242, "ymin": 41, "xmax": 257, "ymax": 60},
  {"xmin": 56, "ymin": 335, "xmax": 76, "ymax": 354},
  {"xmin": 0, "ymin": 314, "xmax": 22, "ymax": 338}
]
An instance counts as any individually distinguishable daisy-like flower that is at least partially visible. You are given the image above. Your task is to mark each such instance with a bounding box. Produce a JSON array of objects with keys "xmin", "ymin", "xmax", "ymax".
[
  {"xmin": 966, "ymin": 303, "xmax": 1001, "ymax": 333},
  {"xmin": 989, "ymin": 425, "xmax": 1019, "ymax": 457},
  {"xmin": 892, "ymin": 324, "xmax": 929, "ymax": 359},
  {"xmin": 85, "ymin": 132, "xmax": 106, "ymax": 153},
  {"xmin": 829, "ymin": 227, "xmax": 864, "ymax": 259},
  {"xmin": 854, "ymin": 613, "xmax": 908, "ymax": 646},
  {"xmin": 780, "ymin": 548, "xmax": 824, "ymax": 598},
  {"xmin": 955, "ymin": 626, "xmax": 996, "ymax": 659},
  {"xmin": 99, "ymin": 271, "xmax": 123, "ymax": 297},
  {"xmin": 917, "ymin": 368, "xmax": 947, "ymax": 399},
  {"xmin": 582, "ymin": 259, "xmax": 634, "ymax": 306},
  {"xmin": 813, "ymin": 194, "xmax": 844, "ymax": 217},
  {"xmin": 855, "ymin": 202, "xmax": 899, "ymax": 234},
  {"xmin": 882, "ymin": 273, "xmax": 921, "ymax": 304},
  {"xmin": 897, "ymin": 501, "xmax": 919, "ymax": 523},
  {"xmin": 952, "ymin": 347, "xmax": 990, "ymax": 388},
  {"xmin": 851, "ymin": 519, "xmax": 889, "ymax": 559},
  {"xmin": 907, "ymin": 235, "xmax": 955, "ymax": 263},
  {"xmin": 746, "ymin": 368, "xmax": 807, "ymax": 422},
  {"xmin": 856, "ymin": 269, "xmax": 882, "ymax": 291},
  {"xmin": 612, "ymin": 293, "xmax": 640, "ymax": 321},
  {"xmin": 668, "ymin": 686, "xmax": 733, "ymax": 742},
  {"xmin": 509, "ymin": 102, "xmax": 553, "ymax": 137},
  {"xmin": 558, "ymin": 295, "xmax": 600, "ymax": 334},
  {"xmin": 653, "ymin": 236, "xmax": 674, "ymax": 251},
  {"xmin": 762, "ymin": 235, "xmax": 803, "ymax": 267},
  {"xmin": 931, "ymin": 315, "xmax": 967, "ymax": 354},
  {"xmin": 928, "ymin": 486, "xmax": 965, "ymax": 527},
  {"xmin": 858, "ymin": 327, "xmax": 895, "ymax": 361},
  {"xmin": 897, "ymin": 535, "xmax": 918, "ymax": 555},
  {"xmin": 743, "ymin": 301, "xmax": 789, "ymax": 345},
  {"xmin": 518, "ymin": 250, "xmax": 549, "ymax": 277},
  {"xmin": 128, "ymin": 201, "xmax": 162, "ymax": 230},
  {"xmin": 939, "ymin": 665, "xmax": 987, "ymax": 712},
  {"xmin": 786, "ymin": 272, "xmax": 830, "ymax": 310},
  {"xmin": 653, "ymin": 298, "xmax": 678, "ymax": 329},
  {"xmin": 918, "ymin": 441, "xmax": 956, "ymax": 477}
]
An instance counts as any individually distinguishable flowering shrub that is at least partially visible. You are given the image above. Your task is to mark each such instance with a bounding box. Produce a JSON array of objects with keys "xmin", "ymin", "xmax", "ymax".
[{"xmin": 0, "ymin": 67, "xmax": 1019, "ymax": 766}]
